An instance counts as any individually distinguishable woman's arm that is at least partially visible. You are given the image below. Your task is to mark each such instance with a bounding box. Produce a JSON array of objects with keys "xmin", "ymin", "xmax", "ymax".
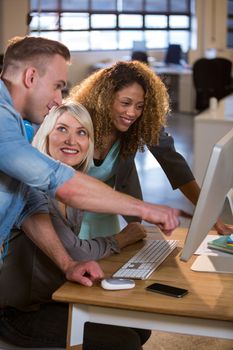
[
  {"xmin": 50, "ymin": 203, "xmax": 146, "ymax": 260},
  {"xmin": 22, "ymin": 213, "xmax": 104, "ymax": 286},
  {"xmin": 179, "ymin": 180, "xmax": 233, "ymax": 235},
  {"xmin": 149, "ymin": 128, "xmax": 195, "ymax": 190},
  {"xmin": 150, "ymin": 130, "xmax": 233, "ymax": 235},
  {"xmin": 179, "ymin": 180, "xmax": 200, "ymax": 205}
]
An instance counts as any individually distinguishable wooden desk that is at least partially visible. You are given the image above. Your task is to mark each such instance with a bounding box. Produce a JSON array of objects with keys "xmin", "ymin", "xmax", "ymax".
[
  {"xmin": 53, "ymin": 227, "xmax": 233, "ymax": 349},
  {"xmin": 152, "ymin": 65, "xmax": 195, "ymax": 113}
]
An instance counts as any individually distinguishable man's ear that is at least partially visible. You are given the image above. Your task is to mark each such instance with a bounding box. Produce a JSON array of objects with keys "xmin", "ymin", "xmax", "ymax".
[{"xmin": 24, "ymin": 67, "xmax": 38, "ymax": 88}]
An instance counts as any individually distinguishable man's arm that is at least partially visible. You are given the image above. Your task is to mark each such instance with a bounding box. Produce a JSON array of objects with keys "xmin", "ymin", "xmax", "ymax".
[
  {"xmin": 22, "ymin": 213, "xmax": 104, "ymax": 286},
  {"xmin": 56, "ymin": 172, "xmax": 182, "ymax": 236}
]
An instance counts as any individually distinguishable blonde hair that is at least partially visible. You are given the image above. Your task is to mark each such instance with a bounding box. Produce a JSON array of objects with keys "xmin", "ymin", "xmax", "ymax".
[
  {"xmin": 32, "ymin": 101, "xmax": 94, "ymax": 173},
  {"xmin": 70, "ymin": 60, "xmax": 169, "ymax": 158}
]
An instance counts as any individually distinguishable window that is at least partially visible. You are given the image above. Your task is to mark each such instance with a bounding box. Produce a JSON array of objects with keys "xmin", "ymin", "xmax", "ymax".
[{"xmin": 29, "ymin": 0, "xmax": 192, "ymax": 52}]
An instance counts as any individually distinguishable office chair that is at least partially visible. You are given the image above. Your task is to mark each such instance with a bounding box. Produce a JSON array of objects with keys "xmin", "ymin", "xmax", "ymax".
[
  {"xmin": 164, "ymin": 44, "xmax": 182, "ymax": 65},
  {"xmin": 193, "ymin": 57, "xmax": 233, "ymax": 111},
  {"xmin": 131, "ymin": 51, "xmax": 149, "ymax": 64},
  {"xmin": 214, "ymin": 57, "xmax": 233, "ymax": 98}
]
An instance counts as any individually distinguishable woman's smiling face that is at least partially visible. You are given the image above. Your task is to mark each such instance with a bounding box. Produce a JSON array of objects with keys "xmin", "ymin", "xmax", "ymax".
[
  {"xmin": 111, "ymin": 82, "xmax": 145, "ymax": 132},
  {"xmin": 48, "ymin": 112, "xmax": 89, "ymax": 167}
]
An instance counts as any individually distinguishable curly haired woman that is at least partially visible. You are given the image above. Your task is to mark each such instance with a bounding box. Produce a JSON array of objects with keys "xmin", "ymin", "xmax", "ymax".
[{"xmin": 70, "ymin": 60, "xmax": 232, "ymax": 238}]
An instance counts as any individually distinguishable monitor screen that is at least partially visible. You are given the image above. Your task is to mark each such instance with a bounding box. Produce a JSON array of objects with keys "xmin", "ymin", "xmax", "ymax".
[
  {"xmin": 132, "ymin": 41, "xmax": 146, "ymax": 51},
  {"xmin": 180, "ymin": 128, "xmax": 233, "ymax": 261}
]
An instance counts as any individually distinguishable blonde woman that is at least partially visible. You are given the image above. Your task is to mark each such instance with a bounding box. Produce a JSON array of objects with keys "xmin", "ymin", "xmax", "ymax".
[{"xmin": 0, "ymin": 101, "xmax": 150, "ymax": 349}]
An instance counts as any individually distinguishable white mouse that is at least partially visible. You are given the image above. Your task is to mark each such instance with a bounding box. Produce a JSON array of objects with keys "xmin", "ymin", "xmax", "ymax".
[{"xmin": 101, "ymin": 278, "xmax": 135, "ymax": 290}]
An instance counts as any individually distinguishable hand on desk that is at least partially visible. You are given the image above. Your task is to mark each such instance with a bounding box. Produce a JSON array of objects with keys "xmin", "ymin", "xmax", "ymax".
[
  {"xmin": 214, "ymin": 219, "xmax": 233, "ymax": 235},
  {"xmin": 114, "ymin": 222, "xmax": 147, "ymax": 249},
  {"xmin": 65, "ymin": 260, "xmax": 104, "ymax": 287}
]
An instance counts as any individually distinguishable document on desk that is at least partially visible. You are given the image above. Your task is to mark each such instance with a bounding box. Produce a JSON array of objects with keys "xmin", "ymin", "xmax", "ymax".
[
  {"xmin": 194, "ymin": 235, "xmax": 230, "ymax": 256},
  {"xmin": 192, "ymin": 235, "xmax": 233, "ymax": 273},
  {"xmin": 191, "ymin": 235, "xmax": 233, "ymax": 273},
  {"xmin": 191, "ymin": 255, "xmax": 233, "ymax": 273}
]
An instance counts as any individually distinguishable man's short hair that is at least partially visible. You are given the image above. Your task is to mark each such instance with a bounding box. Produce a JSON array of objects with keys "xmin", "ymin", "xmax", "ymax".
[{"xmin": 1, "ymin": 36, "xmax": 70, "ymax": 75}]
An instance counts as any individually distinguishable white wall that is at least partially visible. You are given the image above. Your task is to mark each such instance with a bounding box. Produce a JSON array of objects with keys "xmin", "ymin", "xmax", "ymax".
[
  {"xmin": 69, "ymin": 49, "xmax": 165, "ymax": 85},
  {"xmin": 0, "ymin": 0, "xmax": 28, "ymax": 52}
]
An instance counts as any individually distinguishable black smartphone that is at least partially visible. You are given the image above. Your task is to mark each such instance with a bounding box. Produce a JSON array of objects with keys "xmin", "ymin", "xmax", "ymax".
[{"xmin": 146, "ymin": 283, "xmax": 188, "ymax": 298}]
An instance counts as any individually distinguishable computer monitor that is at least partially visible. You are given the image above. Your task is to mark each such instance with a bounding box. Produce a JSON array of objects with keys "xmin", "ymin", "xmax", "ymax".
[
  {"xmin": 132, "ymin": 41, "xmax": 146, "ymax": 51},
  {"xmin": 180, "ymin": 128, "xmax": 233, "ymax": 261}
]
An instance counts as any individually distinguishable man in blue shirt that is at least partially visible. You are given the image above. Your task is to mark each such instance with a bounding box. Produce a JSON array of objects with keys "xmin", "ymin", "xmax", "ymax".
[{"xmin": 0, "ymin": 36, "xmax": 181, "ymax": 285}]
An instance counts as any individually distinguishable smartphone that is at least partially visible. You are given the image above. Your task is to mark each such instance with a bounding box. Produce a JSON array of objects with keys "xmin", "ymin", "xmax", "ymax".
[{"xmin": 146, "ymin": 283, "xmax": 188, "ymax": 298}]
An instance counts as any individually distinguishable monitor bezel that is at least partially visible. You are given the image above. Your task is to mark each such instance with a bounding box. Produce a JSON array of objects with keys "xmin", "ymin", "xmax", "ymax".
[{"xmin": 180, "ymin": 128, "xmax": 233, "ymax": 261}]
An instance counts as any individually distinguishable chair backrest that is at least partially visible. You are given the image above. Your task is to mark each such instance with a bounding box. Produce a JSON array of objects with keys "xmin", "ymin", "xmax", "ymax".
[
  {"xmin": 214, "ymin": 57, "xmax": 232, "ymax": 92},
  {"xmin": 193, "ymin": 57, "xmax": 233, "ymax": 111},
  {"xmin": 164, "ymin": 44, "xmax": 182, "ymax": 65},
  {"xmin": 131, "ymin": 51, "xmax": 148, "ymax": 64}
]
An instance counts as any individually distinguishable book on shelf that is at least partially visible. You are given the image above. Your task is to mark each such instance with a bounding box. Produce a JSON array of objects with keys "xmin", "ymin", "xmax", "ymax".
[{"xmin": 207, "ymin": 235, "xmax": 233, "ymax": 255}]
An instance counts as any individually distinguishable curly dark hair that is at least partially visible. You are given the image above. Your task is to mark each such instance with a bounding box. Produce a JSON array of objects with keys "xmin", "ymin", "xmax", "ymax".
[{"xmin": 70, "ymin": 60, "xmax": 170, "ymax": 158}]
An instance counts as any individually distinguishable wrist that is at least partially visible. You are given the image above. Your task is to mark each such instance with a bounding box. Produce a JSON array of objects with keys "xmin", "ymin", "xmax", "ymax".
[
  {"xmin": 114, "ymin": 233, "xmax": 124, "ymax": 249},
  {"xmin": 61, "ymin": 256, "xmax": 76, "ymax": 275},
  {"xmin": 136, "ymin": 200, "xmax": 149, "ymax": 222},
  {"xmin": 130, "ymin": 198, "xmax": 147, "ymax": 221},
  {"xmin": 110, "ymin": 235, "xmax": 121, "ymax": 252}
]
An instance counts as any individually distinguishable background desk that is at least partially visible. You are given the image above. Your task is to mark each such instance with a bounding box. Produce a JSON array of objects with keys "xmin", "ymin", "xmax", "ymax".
[
  {"xmin": 193, "ymin": 94, "xmax": 233, "ymax": 185},
  {"xmin": 152, "ymin": 64, "xmax": 195, "ymax": 113},
  {"xmin": 53, "ymin": 227, "xmax": 233, "ymax": 349}
]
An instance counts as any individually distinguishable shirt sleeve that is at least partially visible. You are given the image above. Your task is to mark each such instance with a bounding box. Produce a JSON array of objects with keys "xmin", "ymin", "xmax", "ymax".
[
  {"xmin": 149, "ymin": 127, "xmax": 195, "ymax": 189},
  {"xmin": 0, "ymin": 108, "xmax": 75, "ymax": 197},
  {"xmin": 15, "ymin": 189, "xmax": 50, "ymax": 228},
  {"xmin": 50, "ymin": 208, "xmax": 120, "ymax": 261}
]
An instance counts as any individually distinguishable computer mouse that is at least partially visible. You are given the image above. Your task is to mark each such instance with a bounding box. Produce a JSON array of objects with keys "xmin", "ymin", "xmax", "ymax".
[{"xmin": 101, "ymin": 278, "xmax": 135, "ymax": 290}]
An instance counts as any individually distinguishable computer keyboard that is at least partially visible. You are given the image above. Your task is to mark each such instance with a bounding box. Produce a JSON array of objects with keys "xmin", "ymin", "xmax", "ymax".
[{"xmin": 112, "ymin": 239, "xmax": 179, "ymax": 280}]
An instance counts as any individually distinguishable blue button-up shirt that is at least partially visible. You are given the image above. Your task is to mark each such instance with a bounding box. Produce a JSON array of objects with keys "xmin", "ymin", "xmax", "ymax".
[{"xmin": 0, "ymin": 80, "xmax": 75, "ymax": 254}]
